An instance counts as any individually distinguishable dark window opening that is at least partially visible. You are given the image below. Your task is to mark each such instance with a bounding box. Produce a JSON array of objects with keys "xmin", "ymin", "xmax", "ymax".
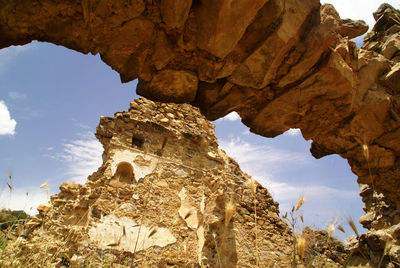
[{"xmin": 132, "ymin": 135, "xmax": 144, "ymax": 149}]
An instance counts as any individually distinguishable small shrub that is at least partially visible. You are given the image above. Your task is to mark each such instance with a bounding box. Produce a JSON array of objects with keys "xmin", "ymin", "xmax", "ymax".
[
  {"xmin": 0, "ymin": 209, "xmax": 30, "ymax": 250},
  {"xmin": 0, "ymin": 209, "xmax": 29, "ymax": 230}
]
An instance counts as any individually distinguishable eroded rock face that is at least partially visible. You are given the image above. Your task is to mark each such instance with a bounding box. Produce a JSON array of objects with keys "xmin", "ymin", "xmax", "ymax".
[
  {"xmin": 1, "ymin": 0, "xmax": 399, "ymax": 265},
  {"xmin": 341, "ymin": 6, "xmax": 400, "ymax": 265}
]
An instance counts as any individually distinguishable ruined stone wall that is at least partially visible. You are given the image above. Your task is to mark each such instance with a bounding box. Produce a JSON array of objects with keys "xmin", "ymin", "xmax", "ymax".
[{"xmin": 1, "ymin": 99, "xmax": 300, "ymax": 267}]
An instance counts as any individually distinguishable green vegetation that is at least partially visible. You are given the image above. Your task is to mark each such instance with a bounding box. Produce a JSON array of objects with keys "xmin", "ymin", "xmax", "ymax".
[
  {"xmin": 0, "ymin": 209, "xmax": 29, "ymax": 230},
  {"xmin": 0, "ymin": 209, "xmax": 30, "ymax": 250}
]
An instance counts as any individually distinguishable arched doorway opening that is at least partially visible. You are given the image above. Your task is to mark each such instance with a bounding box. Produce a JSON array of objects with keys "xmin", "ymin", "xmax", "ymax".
[{"xmin": 113, "ymin": 161, "xmax": 135, "ymax": 184}]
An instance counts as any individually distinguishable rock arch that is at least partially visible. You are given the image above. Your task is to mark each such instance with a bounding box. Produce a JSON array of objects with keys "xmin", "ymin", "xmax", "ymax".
[{"xmin": 1, "ymin": 0, "xmax": 399, "ymax": 257}]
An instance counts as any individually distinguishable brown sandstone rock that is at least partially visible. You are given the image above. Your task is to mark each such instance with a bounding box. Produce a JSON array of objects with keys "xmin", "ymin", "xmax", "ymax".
[
  {"xmin": 338, "ymin": 19, "xmax": 369, "ymax": 39},
  {"xmin": 0, "ymin": 1, "xmax": 400, "ymax": 266},
  {"xmin": 195, "ymin": 0, "xmax": 268, "ymax": 59},
  {"xmin": 160, "ymin": 0, "xmax": 192, "ymax": 29},
  {"xmin": 137, "ymin": 69, "xmax": 198, "ymax": 103}
]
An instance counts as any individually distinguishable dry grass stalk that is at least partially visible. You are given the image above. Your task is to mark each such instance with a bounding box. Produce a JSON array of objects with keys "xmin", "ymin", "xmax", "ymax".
[
  {"xmin": 348, "ymin": 219, "xmax": 359, "ymax": 238},
  {"xmin": 148, "ymin": 228, "xmax": 157, "ymax": 238},
  {"xmin": 39, "ymin": 182, "xmax": 48, "ymax": 188},
  {"xmin": 248, "ymin": 178, "xmax": 259, "ymax": 266},
  {"xmin": 328, "ymin": 223, "xmax": 335, "ymax": 241},
  {"xmin": 300, "ymin": 215, "xmax": 304, "ymax": 223},
  {"xmin": 107, "ymin": 236, "xmax": 121, "ymax": 247},
  {"xmin": 362, "ymin": 142, "xmax": 377, "ymax": 211},
  {"xmin": 212, "ymin": 231, "xmax": 222, "ymax": 268},
  {"xmin": 362, "ymin": 144, "xmax": 369, "ymax": 160},
  {"xmin": 295, "ymin": 197, "xmax": 306, "ymax": 211},
  {"xmin": 377, "ymin": 241, "xmax": 389, "ymax": 268},
  {"xmin": 7, "ymin": 182, "xmax": 13, "ymax": 191},
  {"xmin": 224, "ymin": 198, "xmax": 236, "ymax": 227},
  {"xmin": 338, "ymin": 225, "xmax": 345, "ymax": 233},
  {"xmin": 248, "ymin": 178, "xmax": 257, "ymax": 195},
  {"xmin": 133, "ymin": 224, "xmax": 142, "ymax": 255},
  {"xmin": 184, "ymin": 211, "xmax": 192, "ymax": 220},
  {"xmin": 297, "ymin": 235, "xmax": 306, "ymax": 261},
  {"xmin": 39, "ymin": 181, "xmax": 49, "ymax": 200}
]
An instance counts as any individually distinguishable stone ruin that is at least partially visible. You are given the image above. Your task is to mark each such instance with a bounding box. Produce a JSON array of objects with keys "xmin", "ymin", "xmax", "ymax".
[
  {"xmin": 0, "ymin": 99, "xmax": 296, "ymax": 265},
  {"xmin": 1, "ymin": 0, "xmax": 400, "ymax": 266},
  {"xmin": 1, "ymin": 98, "xmax": 352, "ymax": 267}
]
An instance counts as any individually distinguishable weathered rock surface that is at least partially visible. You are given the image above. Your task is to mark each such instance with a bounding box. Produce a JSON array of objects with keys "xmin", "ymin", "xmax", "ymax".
[
  {"xmin": 1, "ymin": 0, "xmax": 400, "ymax": 265},
  {"xmin": 341, "ymin": 5, "xmax": 400, "ymax": 267}
]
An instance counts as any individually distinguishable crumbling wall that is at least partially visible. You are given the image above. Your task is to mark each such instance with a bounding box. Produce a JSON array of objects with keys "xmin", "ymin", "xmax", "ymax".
[{"xmin": 0, "ymin": 99, "xmax": 302, "ymax": 267}]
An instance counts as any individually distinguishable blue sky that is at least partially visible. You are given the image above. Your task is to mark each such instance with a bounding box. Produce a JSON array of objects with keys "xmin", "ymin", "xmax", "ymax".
[{"xmin": 0, "ymin": 0, "xmax": 398, "ymax": 240}]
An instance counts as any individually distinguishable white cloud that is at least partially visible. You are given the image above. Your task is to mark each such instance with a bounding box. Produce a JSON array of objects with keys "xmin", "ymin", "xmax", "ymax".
[
  {"xmin": 321, "ymin": 0, "xmax": 400, "ymax": 29},
  {"xmin": 0, "ymin": 187, "xmax": 49, "ymax": 215},
  {"xmin": 284, "ymin": 128, "xmax": 301, "ymax": 136},
  {"xmin": 223, "ymin": 112, "xmax": 241, "ymax": 121},
  {"xmin": 0, "ymin": 100, "xmax": 17, "ymax": 135},
  {"xmin": 8, "ymin": 91, "xmax": 27, "ymax": 100},
  {"xmin": 264, "ymin": 179, "xmax": 357, "ymax": 212},
  {"xmin": 219, "ymin": 137, "xmax": 361, "ymax": 235},
  {"xmin": 220, "ymin": 137, "xmax": 309, "ymax": 177},
  {"xmin": 57, "ymin": 132, "xmax": 103, "ymax": 184},
  {"xmin": 219, "ymin": 137, "xmax": 312, "ymax": 199},
  {"xmin": 71, "ymin": 118, "xmax": 91, "ymax": 130},
  {"xmin": 215, "ymin": 111, "xmax": 241, "ymax": 122}
]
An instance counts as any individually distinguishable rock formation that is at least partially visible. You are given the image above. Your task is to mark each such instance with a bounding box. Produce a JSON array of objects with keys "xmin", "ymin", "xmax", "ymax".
[
  {"xmin": 1, "ymin": 0, "xmax": 399, "ymax": 266},
  {"xmin": 342, "ymin": 5, "xmax": 400, "ymax": 267}
]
